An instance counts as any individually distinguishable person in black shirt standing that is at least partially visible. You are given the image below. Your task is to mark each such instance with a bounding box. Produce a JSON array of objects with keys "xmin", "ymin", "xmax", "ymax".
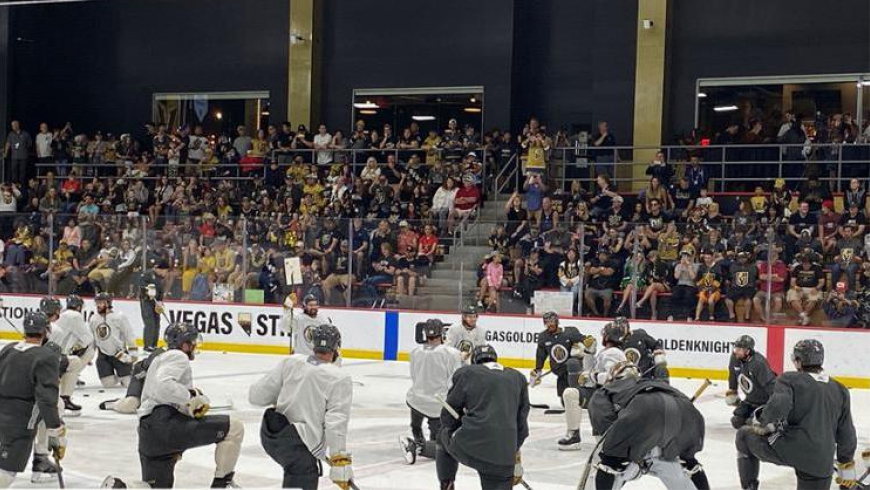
[
  {"xmin": 787, "ymin": 252, "xmax": 826, "ymax": 326},
  {"xmin": 725, "ymin": 335, "xmax": 776, "ymax": 429},
  {"xmin": 736, "ymin": 339, "xmax": 857, "ymax": 490}
]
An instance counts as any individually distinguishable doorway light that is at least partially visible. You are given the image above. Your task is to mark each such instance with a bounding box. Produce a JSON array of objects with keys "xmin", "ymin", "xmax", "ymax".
[
  {"xmin": 697, "ymin": 92, "xmax": 707, "ymax": 98},
  {"xmin": 354, "ymin": 101, "xmax": 378, "ymax": 109},
  {"xmin": 713, "ymin": 105, "xmax": 738, "ymax": 112},
  {"xmin": 464, "ymin": 107, "xmax": 482, "ymax": 113},
  {"xmin": 412, "ymin": 115, "xmax": 436, "ymax": 121},
  {"xmin": 359, "ymin": 109, "xmax": 377, "ymax": 115}
]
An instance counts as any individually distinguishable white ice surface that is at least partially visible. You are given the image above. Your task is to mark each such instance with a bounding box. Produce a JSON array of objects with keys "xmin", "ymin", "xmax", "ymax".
[{"xmin": 4, "ymin": 345, "xmax": 868, "ymax": 489}]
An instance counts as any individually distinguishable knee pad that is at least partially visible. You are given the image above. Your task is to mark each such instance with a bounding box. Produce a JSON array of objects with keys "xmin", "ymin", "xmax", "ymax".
[
  {"xmin": 730, "ymin": 415, "xmax": 747, "ymax": 430},
  {"xmin": 100, "ymin": 376, "xmax": 118, "ymax": 388},
  {"xmin": 0, "ymin": 469, "xmax": 15, "ymax": 488},
  {"xmin": 113, "ymin": 397, "xmax": 141, "ymax": 414},
  {"xmin": 562, "ymin": 387, "xmax": 580, "ymax": 406},
  {"xmin": 223, "ymin": 418, "xmax": 245, "ymax": 444}
]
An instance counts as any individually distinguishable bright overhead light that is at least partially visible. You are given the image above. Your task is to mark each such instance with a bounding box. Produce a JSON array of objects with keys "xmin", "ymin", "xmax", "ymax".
[
  {"xmin": 412, "ymin": 115, "xmax": 435, "ymax": 121},
  {"xmin": 354, "ymin": 101, "xmax": 378, "ymax": 109},
  {"xmin": 358, "ymin": 109, "xmax": 377, "ymax": 115},
  {"xmin": 697, "ymin": 92, "xmax": 707, "ymax": 98},
  {"xmin": 470, "ymin": 97, "xmax": 477, "ymax": 103},
  {"xmin": 860, "ymin": 80, "xmax": 870, "ymax": 86},
  {"xmin": 464, "ymin": 107, "xmax": 482, "ymax": 113},
  {"xmin": 215, "ymin": 112, "xmax": 223, "ymax": 120},
  {"xmin": 713, "ymin": 105, "xmax": 738, "ymax": 112}
]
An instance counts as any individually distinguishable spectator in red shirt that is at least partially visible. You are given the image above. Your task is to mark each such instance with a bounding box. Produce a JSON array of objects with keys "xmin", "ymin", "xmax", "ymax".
[
  {"xmin": 417, "ymin": 224, "xmax": 438, "ymax": 266},
  {"xmin": 752, "ymin": 248, "xmax": 788, "ymax": 322},
  {"xmin": 396, "ymin": 220, "xmax": 419, "ymax": 253},
  {"xmin": 448, "ymin": 174, "xmax": 480, "ymax": 234}
]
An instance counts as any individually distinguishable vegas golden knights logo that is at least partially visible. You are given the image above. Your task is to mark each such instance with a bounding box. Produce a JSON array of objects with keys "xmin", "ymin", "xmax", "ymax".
[
  {"xmin": 842, "ymin": 248, "xmax": 854, "ymax": 262},
  {"xmin": 736, "ymin": 271, "xmax": 749, "ymax": 288},
  {"xmin": 550, "ymin": 344, "xmax": 569, "ymax": 364},
  {"xmin": 95, "ymin": 323, "xmax": 111, "ymax": 341}
]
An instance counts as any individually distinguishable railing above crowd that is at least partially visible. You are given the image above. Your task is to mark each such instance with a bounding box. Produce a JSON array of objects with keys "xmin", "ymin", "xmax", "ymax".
[
  {"xmin": 28, "ymin": 142, "xmax": 870, "ymax": 194},
  {"xmin": 0, "ymin": 211, "xmax": 864, "ymax": 330}
]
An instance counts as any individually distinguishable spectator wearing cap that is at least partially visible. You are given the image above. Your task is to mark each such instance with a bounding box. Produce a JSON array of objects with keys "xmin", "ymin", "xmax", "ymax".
[
  {"xmin": 823, "ymin": 281, "xmax": 859, "ymax": 327},
  {"xmin": 787, "ymin": 251, "xmax": 825, "ymax": 325},
  {"xmin": 583, "ymin": 248, "xmax": 617, "ymax": 317},
  {"xmin": 838, "ymin": 200, "xmax": 867, "ymax": 237},
  {"xmin": 397, "ymin": 220, "xmax": 419, "ymax": 253},
  {"xmin": 447, "ymin": 175, "xmax": 480, "ymax": 234}
]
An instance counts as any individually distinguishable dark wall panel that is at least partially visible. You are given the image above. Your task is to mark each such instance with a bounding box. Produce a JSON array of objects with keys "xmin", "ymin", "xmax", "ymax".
[
  {"xmin": 511, "ymin": 0, "xmax": 637, "ymax": 140},
  {"xmin": 10, "ymin": 0, "xmax": 289, "ymax": 134},
  {"xmin": 667, "ymin": 0, "xmax": 870, "ymax": 139},
  {"xmin": 0, "ymin": 8, "xmax": 8, "ymax": 132},
  {"xmin": 319, "ymin": 0, "xmax": 514, "ymax": 131}
]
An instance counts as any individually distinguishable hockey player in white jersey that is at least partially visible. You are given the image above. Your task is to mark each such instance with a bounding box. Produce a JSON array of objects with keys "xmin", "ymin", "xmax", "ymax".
[
  {"xmin": 581, "ymin": 322, "xmax": 628, "ymax": 439},
  {"xmin": 89, "ymin": 292, "xmax": 138, "ymax": 388},
  {"xmin": 50, "ymin": 294, "xmax": 94, "ymax": 415},
  {"xmin": 446, "ymin": 305, "xmax": 487, "ymax": 361},
  {"xmin": 249, "ymin": 323, "xmax": 355, "ymax": 490},
  {"xmin": 283, "ymin": 294, "xmax": 331, "ymax": 357},
  {"xmin": 103, "ymin": 322, "xmax": 244, "ymax": 489},
  {"xmin": 399, "ymin": 319, "xmax": 463, "ymax": 464}
]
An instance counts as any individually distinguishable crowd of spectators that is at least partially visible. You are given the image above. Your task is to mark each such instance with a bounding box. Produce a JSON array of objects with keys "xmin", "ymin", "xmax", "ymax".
[{"xmin": 4, "ymin": 115, "xmax": 870, "ymax": 327}]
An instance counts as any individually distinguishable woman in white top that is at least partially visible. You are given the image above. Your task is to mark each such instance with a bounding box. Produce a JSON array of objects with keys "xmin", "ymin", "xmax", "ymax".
[
  {"xmin": 431, "ymin": 177, "xmax": 458, "ymax": 232},
  {"xmin": 313, "ymin": 124, "xmax": 333, "ymax": 165},
  {"xmin": 360, "ymin": 157, "xmax": 381, "ymax": 181},
  {"xmin": 62, "ymin": 218, "xmax": 82, "ymax": 249}
]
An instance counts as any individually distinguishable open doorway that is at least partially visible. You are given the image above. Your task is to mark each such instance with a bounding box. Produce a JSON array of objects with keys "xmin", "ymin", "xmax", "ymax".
[
  {"xmin": 153, "ymin": 91, "xmax": 270, "ymax": 135},
  {"xmin": 351, "ymin": 86, "xmax": 484, "ymax": 136}
]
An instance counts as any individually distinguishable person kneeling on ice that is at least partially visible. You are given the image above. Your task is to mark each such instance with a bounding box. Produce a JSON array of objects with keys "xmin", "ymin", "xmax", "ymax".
[
  {"xmin": 249, "ymin": 324, "xmax": 355, "ymax": 490},
  {"xmin": 735, "ymin": 339, "xmax": 857, "ymax": 490},
  {"xmin": 437, "ymin": 344, "xmax": 530, "ymax": 490},
  {"xmin": 98, "ymin": 345, "xmax": 165, "ymax": 414},
  {"xmin": 0, "ymin": 312, "xmax": 67, "ymax": 489},
  {"xmin": 587, "ymin": 361, "xmax": 710, "ymax": 490},
  {"xmin": 400, "ymin": 319, "xmax": 463, "ymax": 464},
  {"xmin": 102, "ymin": 322, "xmax": 244, "ymax": 489},
  {"xmin": 89, "ymin": 292, "xmax": 138, "ymax": 388},
  {"xmin": 50, "ymin": 294, "xmax": 95, "ymax": 416},
  {"xmin": 725, "ymin": 335, "xmax": 775, "ymax": 430}
]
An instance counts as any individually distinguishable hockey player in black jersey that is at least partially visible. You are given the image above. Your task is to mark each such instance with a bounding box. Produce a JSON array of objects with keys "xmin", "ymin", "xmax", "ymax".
[
  {"xmin": 437, "ymin": 345, "xmax": 530, "ymax": 490},
  {"xmin": 736, "ymin": 339, "xmax": 857, "ymax": 490},
  {"xmin": 726, "ymin": 335, "xmax": 776, "ymax": 429},
  {"xmin": 613, "ymin": 316, "xmax": 669, "ymax": 382},
  {"xmin": 0, "ymin": 311, "xmax": 67, "ymax": 488},
  {"xmin": 529, "ymin": 311, "xmax": 595, "ymax": 450},
  {"xmin": 588, "ymin": 361, "xmax": 710, "ymax": 490}
]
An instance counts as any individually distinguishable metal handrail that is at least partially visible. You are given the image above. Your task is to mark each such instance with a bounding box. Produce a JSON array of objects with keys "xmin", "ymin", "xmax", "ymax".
[{"xmin": 492, "ymin": 152, "xmax": 519, "ymax": 196}]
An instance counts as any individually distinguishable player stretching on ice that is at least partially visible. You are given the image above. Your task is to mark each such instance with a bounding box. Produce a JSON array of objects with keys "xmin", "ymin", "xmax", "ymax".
[
  {"xmin": 437, "ymin": 344, "xmax": 529, "ymax": 490},
  {"xmin": 445, "ymin": 305, "xmax": 487, "ymax": 361},
  {"xmin": 50, "ymin": 294, "xmax": 94, "ymax": 416},
  {"xmin": 90, "ymin": 292, "xmax": 138, "ymax": 388},
  {"xmin": 736, "ymin": 339, "xmax": 857, "ymax": 490},
  {"xmin": 588, "ymin": 361, "xmax": 710, "ymax": 489},
  {"xmin": 98, "ymin": 346, "xmax": 165, "ymax": 414},
  {"xmin": 529, "ymin": 311, "xmax": 596, "ymax": 450},
  {"xmin": 400, "ymin": 319, "xmax": 463, "ymax": 464},
  {"xmin": 613, "ymin": 316, "xmax": 669, "ymax": 382},
  {"xmin": 284, "ymin": 294, "xmax": 331, "ymax": 356},
  {"xmin": 726, "ymin": 335, "xmax": 776, "ymax": 429},
  {"xmin": 0, "ymin": 312, "xmax": 67, "ymax": 488},
  {"xmin": 104, "ymin": 322, "xmax": 244, "ymax": 488},
  {"xmin": 249, "ymin": 324, "xmax": 354, "ymax": 490}
]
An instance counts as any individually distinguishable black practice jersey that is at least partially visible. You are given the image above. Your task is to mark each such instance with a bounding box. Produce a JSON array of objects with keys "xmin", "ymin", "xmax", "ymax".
[
  {"xmin": 535, "ymin": 327, "xmax": 590, "ymax": 376},
  {"xmin": 0, "ymin": 342, "xmax": 62, "ymax": 429},
  {"xmin": 761, "ymin": 371, "xmax": 856, "ymax": 478},
  {"xmin": 728, "ymin": 352, "xmax": 776, "ymax": 406},
  {"xmin": 623, "ymin": 329, "xmax": 663, "ymax": 379},
  {"xmin": 441, "ymin": 363, "xmax": 530, "ymax": 468}
]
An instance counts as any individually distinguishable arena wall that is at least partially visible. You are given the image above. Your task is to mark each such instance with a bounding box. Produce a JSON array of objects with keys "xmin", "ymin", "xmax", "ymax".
[{"xmin": 0, "ymin": 294, "xmax": 867, "ymax": 388}]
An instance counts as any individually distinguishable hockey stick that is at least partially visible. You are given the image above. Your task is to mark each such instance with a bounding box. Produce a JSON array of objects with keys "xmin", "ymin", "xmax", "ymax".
[
  {"xmin": 434, "ymin": 394, "xmax": 461, "ymax": 420},
  {"xmin": 529, "ymin": 370, "xmax": 551, "ymax": 387},
  {"xmin": 530, "ymin": 403, "xmax": 551, "ymax": 410},
  {"xmin": 1, "ymin": 315, "xmax": 22, "ymax": 335},
  {"xmin": 690, "ymin": 379, "xmax": 713, "ymax": 402},
  {"xmin": 53, "ymin": 454, "xmax": 65, "ymax": 489}
]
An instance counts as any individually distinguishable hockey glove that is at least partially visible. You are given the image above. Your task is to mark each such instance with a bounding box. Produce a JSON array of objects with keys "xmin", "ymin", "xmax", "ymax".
[
  {"xmin": 528, "ymin": 369, "xmax": 542, "ymax": 387},
  {"xmin": 582, "ymin": 335, "xmax": 597, "ymax": 355},
  {"xmin": 748, "ymin": 422, "xmax": 775, "ymax": 437},
  {"xmin": 513, "ymin": 451, "xmax": 524, "ymax": 486},
  {"xmin": 115, "ymin": 350, "xmax": 134, "ymax": 364},
  {"xmin": 187, "ymin": 389, "xmax": 210, "ymax": 419},
  {"xmin": 863, "ymin": 448, "xmax": 870, "ymax": 468},
  {"xmin": 724, "ymin": 389, "xmax": 739, "ymax": 406},
  {"xmin": 835, "ymin": 461, "xmax": 858, "ymax": 488},
  {"xmin": 653, "ymin": 349, "xmax": 667, "ymax": 366},
  {"xmin": 47, "ymin": 425, "xmax": 67, "ymax": 461},
  {"xmin": 328, "ymin": 452, "xmax": 354, "ymax": 490}
]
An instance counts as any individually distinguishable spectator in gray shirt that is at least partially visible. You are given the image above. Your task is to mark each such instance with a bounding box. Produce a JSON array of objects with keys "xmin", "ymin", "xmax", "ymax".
[
  {"xmin": 233, "ymin": 125, "xmax": 252, "ymax": 159},
  {"xmin": 4, "ymin": 120, "xmax": 32, "ymax": 183}
]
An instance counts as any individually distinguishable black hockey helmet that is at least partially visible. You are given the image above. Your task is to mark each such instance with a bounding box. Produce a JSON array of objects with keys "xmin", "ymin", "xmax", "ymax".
[
  {"xmin": 311, "ymin": 324, "xmax": 341, "ymax": 354},
  {"xmin": 303, "ymin": 293, "xmax": 319, "ymax": 306},
  {"xmin": 164, "ymin": 322, "xmax": 201, "ymax": 350},
  {"xmin": 423, "ymin": 319, "xmax": 450, "ymax": 339},
  {"xmin": 23, "ymin": 311, "xmax": 50, "ymax": 336},
  {"xmin": 39, "ymin": 297, "xmax": 62, "ymax": 317},
  {"xmin": 734, "ymin": 335, "xmax": 755, "ymax": 351},
  {"xmin": 94, "ymin": 292, "xmax": 113, "ymax": 308},
  {"xmin": 601, "ymin": 322, "xmax": 624, "ymax": 346},
  {"xmin": 613, "ymin": 316, "xmax": 631, "ymax": 338},
  {"xmin": 471, "ymin": 344, "xmax": 498, "ymax": 365},
  {"xmin": 461, "ymin": 304, "xmax": 478, "ymax": 316},
  {"xmin": 792, "ymin": 339, "xmax": 824, "ymax": 368},
  {"xmin": 542, "ymin": 311, "xmax": 559, "ymax": 324},
  {"xmin": 66, "ymin": 294, "xmax": 84, "ymax": 311}
]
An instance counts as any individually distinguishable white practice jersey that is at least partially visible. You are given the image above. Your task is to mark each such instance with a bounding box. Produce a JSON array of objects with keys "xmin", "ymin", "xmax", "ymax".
[
  {"xmin": 283, "ymin": 309, "xmax": 331, "ymax": 357},
  {"xmin": 138, "ymin": 350, "xmax": 192, "ymax": 418},
  {"xmin": 89, "ymin": 311, "xmax": 136, "ymax": 357},
  {"xmin": 587, "ymin": 346, "xmax": 627, "ymax": 386},
  {"xmin": 249, "ymin": 354, "xmax": 353, "ymax": 459},
  {"xmin": 445, "ymin": 324, "xmax": 488, "ymax": 356},
  {"xmin": 407, "ymin": 344, "xmax": 463, "ymax": 417},
  {"xmin": 51, "ymin": 309, "xmax": 94, "ymax": 355}
]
